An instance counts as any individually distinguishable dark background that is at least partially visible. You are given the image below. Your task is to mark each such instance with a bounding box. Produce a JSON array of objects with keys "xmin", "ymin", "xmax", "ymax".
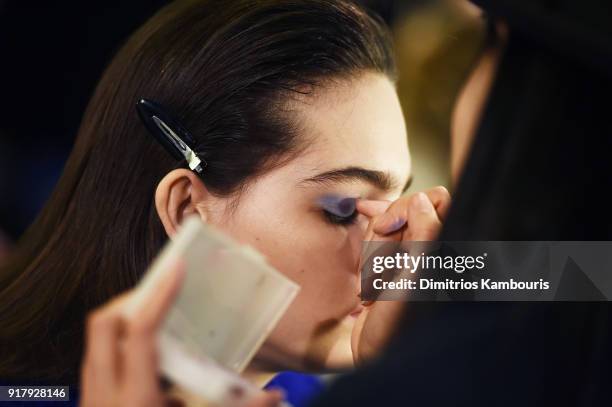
[
  {"xmin": 0, "ymin": 0, "xmax": 416, "ymax": 242},
  {"xmin": 0, "ymin": 1, "xmax": 169, "ymax": 240}
]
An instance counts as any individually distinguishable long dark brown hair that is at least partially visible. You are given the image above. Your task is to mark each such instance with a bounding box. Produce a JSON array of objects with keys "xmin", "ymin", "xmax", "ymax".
[{"xmin": 0, "ymin": 0, "xmax": 396, "ymax": 384}]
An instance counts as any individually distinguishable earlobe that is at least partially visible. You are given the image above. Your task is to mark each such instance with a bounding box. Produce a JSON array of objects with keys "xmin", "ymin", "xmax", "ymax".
[{"xmin": 155, "ymin": 169, "xmax": 210, "ymax": 237}]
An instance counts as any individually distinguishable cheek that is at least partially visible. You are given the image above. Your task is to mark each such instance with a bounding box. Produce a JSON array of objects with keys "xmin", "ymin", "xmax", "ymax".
[
  {"xmin": 259, "ymin": 224, "xmax": 362, "ymax": 317},
  {"xmin": 259, "ymin": 230, "xmax": 362, "ymax": 368},
  {"xmin": 222, "ymin": 202, "xmax": 364, "ymax": 306},
  {"xmin": 217, "ymin": 202, "xmax": 364, "ymax": 360},
  {"xmin": 232, "ymin": 217, "xmax": 362, "ymax": 329}
]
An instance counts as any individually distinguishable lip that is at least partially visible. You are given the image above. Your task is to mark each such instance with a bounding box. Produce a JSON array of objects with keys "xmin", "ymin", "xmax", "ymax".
[{"xmin": 349, "ymin": 304, "xmax": 364, "ymax": 318}]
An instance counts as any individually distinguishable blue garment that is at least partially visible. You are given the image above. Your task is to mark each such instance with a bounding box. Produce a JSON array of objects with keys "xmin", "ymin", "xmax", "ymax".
[{"xmin": 265, "ymin": 371, "xmax": 326, "ymax": 407}]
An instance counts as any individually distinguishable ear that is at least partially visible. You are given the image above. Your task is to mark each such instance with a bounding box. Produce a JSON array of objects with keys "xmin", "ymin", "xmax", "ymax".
[{"xmin": 155, "ymin": 169, "xmax": 212, "ymax": 237}]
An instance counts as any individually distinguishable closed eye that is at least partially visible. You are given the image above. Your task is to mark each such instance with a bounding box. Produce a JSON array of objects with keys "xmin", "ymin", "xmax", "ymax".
[{"xmin": 323, "ymin": 208, "xmax": 358, "ymax": 226}]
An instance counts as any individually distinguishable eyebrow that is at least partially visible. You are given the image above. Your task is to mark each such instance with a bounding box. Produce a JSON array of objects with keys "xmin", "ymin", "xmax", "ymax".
[{"xmin": 298, "ymin": 166, "xmax": 413, "ymax": 193}]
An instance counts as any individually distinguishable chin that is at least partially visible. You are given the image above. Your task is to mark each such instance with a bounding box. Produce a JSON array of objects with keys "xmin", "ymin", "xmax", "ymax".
[
  {"xmin": 303, "ymin": 315, "xmax": 356, "ymax": 372},
  {"xmin": 254, "ymin": 314, "xmax": 357, "ymax": 372}
]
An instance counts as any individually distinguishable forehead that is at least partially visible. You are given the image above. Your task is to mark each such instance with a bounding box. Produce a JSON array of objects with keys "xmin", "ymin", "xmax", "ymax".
[{"xmin": 291, "ymin": 73, "xmax": 411, "ymax": 183}]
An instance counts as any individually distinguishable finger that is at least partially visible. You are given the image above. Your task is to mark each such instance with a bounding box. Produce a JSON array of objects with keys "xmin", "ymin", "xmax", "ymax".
[
  {"xmin": 121, "ymin": 335, "xmax": 163, "ymax": 406},
  {"xmin": 356, "ymin": 199, "xmax": 401, "ymax": 258},
  {"xmin": 405, "ymin": 192, "xmax": 442, "ymax": 241},
  {"xmin": 359, "ymin": 213, "xmax": 401, "ymax": 300},
  {"xmin": 363, "ymin": 214, "xmax": 400, "ymax": 242},
  {"xmin": 371, "ymin": 195, "xmax": 414, "ymax": 235},
  {"xmin": 355, "ymin": 199, "xmax": 392, "ymax": 218},
  {"xmin": 371, "ymin": 187, "xmax": 451, "ymax": 236},
  {"xmin": 352, "ymin": 300, "xmax": 406, "ymax": 365},
  {"xmin": 127, "ymin": 259, "xmax": 186, "ymax": 328},
  {"xmin": 80, "ymin": 294, "xmax": 131, "ymax": 405},
  {"xmin": 350, "ymin": 304, "xmax": 370, "ymax": 363},
  {"xmin": 423, "ymin": 186, "xmax": 451, "ymax": 221},
  {"xmin": 244, "ymin": 389, "xmax": 284, "ymax": 407},
  {"xmin": 372, "ymin": 190, "xmax": 446, "ymax": 236},
  {"xmin": 122, "ymin": 260, "xmax": 186, "ymax": 399}
]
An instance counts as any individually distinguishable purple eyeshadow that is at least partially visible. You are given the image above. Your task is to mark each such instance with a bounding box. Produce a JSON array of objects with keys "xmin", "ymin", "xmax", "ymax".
[{"xmin": 317, "ymin": 194, "xmax": 357, "ymax": 217}]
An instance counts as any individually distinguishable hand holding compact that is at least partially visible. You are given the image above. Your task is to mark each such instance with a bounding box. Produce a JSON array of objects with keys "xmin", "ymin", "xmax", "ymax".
[{"xmin": 79, "ymin": 260, "xmax": 285, "ymax": 407}]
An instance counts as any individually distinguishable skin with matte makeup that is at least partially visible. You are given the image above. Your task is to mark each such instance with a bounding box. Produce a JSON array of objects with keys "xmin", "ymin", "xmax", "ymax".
[
  {"xmin": 79, "ymin": 50, "xmax": 455, "ymax": 407},
  {"xmin": 154, "ymin": 73, "xmax": 414, "ymax": 382}
]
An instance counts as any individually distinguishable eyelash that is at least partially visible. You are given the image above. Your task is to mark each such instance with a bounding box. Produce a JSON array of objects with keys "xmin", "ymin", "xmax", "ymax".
[{"xmin": 323, "ymin": 209, "xmax": 358, "ymax": 226}]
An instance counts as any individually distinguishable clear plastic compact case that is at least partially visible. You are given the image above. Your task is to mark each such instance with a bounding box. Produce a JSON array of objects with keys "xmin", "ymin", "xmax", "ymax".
[{"xmin": 130, "ymin": 216, "xmax": 300, "ymax": 406}]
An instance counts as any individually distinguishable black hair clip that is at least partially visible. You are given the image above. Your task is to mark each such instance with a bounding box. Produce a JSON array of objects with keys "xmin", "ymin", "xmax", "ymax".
[{"xmin": 136, "ymin": 98, "xmax": 206, "ymax": 173}]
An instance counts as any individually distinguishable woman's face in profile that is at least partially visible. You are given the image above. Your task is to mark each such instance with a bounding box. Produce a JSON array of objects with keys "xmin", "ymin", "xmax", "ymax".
[{"xmin": 212, "ymin": 72, "xmax": 411, "ymax": 371}]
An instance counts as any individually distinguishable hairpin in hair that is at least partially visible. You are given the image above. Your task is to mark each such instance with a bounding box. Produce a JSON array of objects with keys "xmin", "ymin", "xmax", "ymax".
[{"xmin": 136, "ymin": 98, "xmax": 206, "ymax": 173}]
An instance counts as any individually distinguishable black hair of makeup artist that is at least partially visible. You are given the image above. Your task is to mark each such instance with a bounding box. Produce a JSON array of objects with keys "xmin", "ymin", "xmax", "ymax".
[
  {"xmin": 0, "ymin": 0, "xmax": 396, "ymax": 383},
  {"xmin": 309, "ymin": 0, "xmax": 612, "ymax": 406}
]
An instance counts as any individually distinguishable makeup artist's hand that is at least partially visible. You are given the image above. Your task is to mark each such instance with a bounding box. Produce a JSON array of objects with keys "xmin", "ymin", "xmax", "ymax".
[
  {"xmin": 359, "ymin": 186, "xmax": 451, "ymax": 239},
  {"xmin": 80, "ymin": 260, "xmax": 285, "ymax": 407},
  {"xmin": 351, "ymin": 186, "xmax": 451, "ymax": 364}
]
